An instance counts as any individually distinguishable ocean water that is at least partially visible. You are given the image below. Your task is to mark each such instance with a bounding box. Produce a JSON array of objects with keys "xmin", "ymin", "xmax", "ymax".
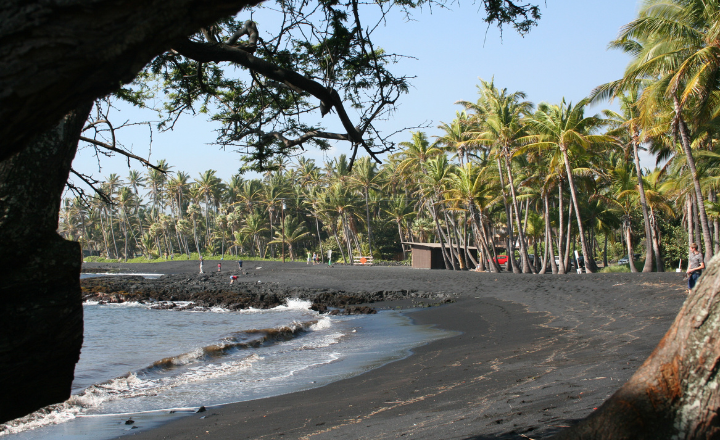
[{"xmin": 1, "ymin": 275, "xmax": 453, "ymax": 439}]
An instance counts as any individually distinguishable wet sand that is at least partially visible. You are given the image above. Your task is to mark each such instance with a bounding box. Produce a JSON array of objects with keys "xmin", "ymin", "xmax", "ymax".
[{"xmin": 84, "ymin": 262, "xmax": 687, "ymax": 439}]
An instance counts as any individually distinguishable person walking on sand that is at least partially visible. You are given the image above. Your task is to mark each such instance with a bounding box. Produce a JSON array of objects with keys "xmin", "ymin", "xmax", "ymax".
[
  {"xmin": 327, "ymin": 249, "xmax": 332, "ymax": 267},
  {"xmin": 218, "ymin": 262, "xmax": 222, "ymax": 272},
  {"xmin": 199, "ymin": 255, "xmax": 204, "ymax": 274},
  {"xmin": 307, "ymin": 250, "xmax": 311, "ymax": 265},
  {"xmin": 687, "ymin": 243, "xmax": 705, "ymax": 293},
  {"xmin": 312, "ymin": 252, "xmax": 317, "ymax": 265}
]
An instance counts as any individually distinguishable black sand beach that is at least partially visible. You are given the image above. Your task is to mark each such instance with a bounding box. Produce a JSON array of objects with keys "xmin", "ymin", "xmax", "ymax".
[{"xmin": 83, "ymin": 262, "xmax": 687, "ymax": 439}]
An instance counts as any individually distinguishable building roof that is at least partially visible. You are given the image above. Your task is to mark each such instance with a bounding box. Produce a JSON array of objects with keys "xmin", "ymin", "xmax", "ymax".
[{"xmin": 402, "ymin": 242, "xmax": 479, "ymax": 250}]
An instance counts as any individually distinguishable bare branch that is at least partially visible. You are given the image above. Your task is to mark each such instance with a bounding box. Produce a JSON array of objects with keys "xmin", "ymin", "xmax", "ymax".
[{"xmin": 78, "ymin": 136, "xmax": 166, "ymax": 173}]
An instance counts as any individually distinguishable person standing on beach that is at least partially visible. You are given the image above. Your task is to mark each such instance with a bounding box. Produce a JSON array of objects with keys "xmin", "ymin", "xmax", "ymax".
[
  {"xmin": 218, "ymin": 262, "xmax": 222, "ymax": 272},
  {"xmin": 687, "ymin": 243, "xmax": 705, "ymax": 293},
  {"xmin": 312, "ymin": 252, "xmax": 317, "ymax": 265},
  {"xmin": 307, "ymin": 250, "xmax": 311, "ymax": 265},
  {"xmin": 327, "ymin": 249, "xmax": 332, "ymax": 267},
  {"xmin": 238, "ymin": 259, "xmax": 243, "ymax": 269},
  {"xmin": 199, "ymin": 255, "xmax": 204, "ymax": 274}
]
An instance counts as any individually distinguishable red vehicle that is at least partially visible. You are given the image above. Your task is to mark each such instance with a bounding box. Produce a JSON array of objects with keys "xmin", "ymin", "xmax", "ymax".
[{"xmin": 493, "ymin": 255, "xmax": 509, "ymax": 265}]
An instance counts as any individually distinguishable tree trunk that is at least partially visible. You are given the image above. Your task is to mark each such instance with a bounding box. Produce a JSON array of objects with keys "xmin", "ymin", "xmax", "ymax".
[
  {"xmin": 625, "ymin": 217, "xmax": 638, "ymax": 273},
  {"xmin": 552, "ymin": 254, "xmax": 720, "ymax": 439},
  {"xmin": 504, "ymin": 153, "xmax": 533, "ymax": 273},
  {"xmin": 497, "ymin": 158, "xmax": 520, "ymax": 273},
  {"xmin": 650, "ymin": 209, "xmax": 664, "ymax": 272},
  {"xmin": 561, "ymin": 146, "xmax": 596, "ymax": 272},
  {"xmin": 712, "ymin": 190, "xmax": 720, "ymax": 256},
  {"xmin": 557, "ymin": 182, "xmax": 566, "ymax": 274},
  {"xmin": 632, "ymin": 134, "xmax": 655, "ymax": 272},
  {"xmin": 564, "ymin": 196, "xmax": 573, "ymax": 272},
  {"xmin": 603, "ymin": 233, "xmax": 608, "ymax": 268},
  {"xmin": 364, "ymin": 187, "xmax": 373, "ymax": 257},
  {"xmin": 541, "ymin": 193, "xmax": 552, "ymax": 274},
  {"xmin": 674, "ymin": 96, "xmax": 714, "ymax": 262},
  {"xmin": 0, "ymin": 102, "xmax": 91, "ymax": 423}
]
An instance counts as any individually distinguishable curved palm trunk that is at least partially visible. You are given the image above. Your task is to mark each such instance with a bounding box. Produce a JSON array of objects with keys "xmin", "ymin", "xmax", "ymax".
[
  {"xmin": 107, "ymin": 207, "xmax": 119, "ymax": 259},
  {"xmin": 561, "ymin": 146, "xmax": 595, "ymax": 273},
  {"xmin": 444, "ymin": 209, "xmax": 465, "ymax": 269},
  {"xmin": 397, "ymin": 221, "xmax": 406, "ymax": 260},
  {"xmin": 496, "ymin": 158, "xmax": 520, "ymax": 273},
  {"xmin": 429, "ymin": 203, "xmax": 453, "ymax": 270},
  {"xmin": 315, "ymin": 216, "xmax": 324, "ymax": 262},
  {"xmin": 632, "ymin": 135, "xmax": 657, "ymax": 272},
  {"xmin": 624, "ymin": 216, "xmax": 638, "ymax": 273},
  {"xmin": 557, "ymin": 183, "xmax": 566, "ymax": 274},
  {"xmin": 650, "ymin": 210, "xmax": 663, "ymax": 271},
  {"xmin": 471, "ymin": 206, "xmax": 500, "ymax": 272},
  {"xmin": 363, "ymin": 187, "xmax": 373, "ymax": 257},
  {"xmin": 504, "ymin": 153, "xmax": 534, "ymax": 273},
  {"xmin": 674, "ymin": 96, "xmax": 713, "ymax": 262},
  {"xmin": 542, "ymin": 193, "xmax": 557, "ymax": 274}
]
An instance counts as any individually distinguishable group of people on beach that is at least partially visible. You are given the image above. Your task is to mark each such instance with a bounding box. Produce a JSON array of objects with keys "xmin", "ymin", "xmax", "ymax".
[{"xmin": 306, "ymin": 250, "xmax": 334, "ymax": 266}]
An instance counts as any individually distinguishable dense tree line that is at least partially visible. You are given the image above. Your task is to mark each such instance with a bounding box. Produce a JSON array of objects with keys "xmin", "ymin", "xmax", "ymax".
[{"xmin": 60, "ymin": 72, "xmax": 715, "ymax": 273}]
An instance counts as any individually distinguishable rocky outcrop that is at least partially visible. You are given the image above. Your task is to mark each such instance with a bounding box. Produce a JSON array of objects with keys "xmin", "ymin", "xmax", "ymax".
[
  {"xmin": 0, "ymin": 104, "xmax": 91, "ymax": 424},
  {"xmin": 80, "ymin": 272, "xmax": 453, "ymax": 313}
]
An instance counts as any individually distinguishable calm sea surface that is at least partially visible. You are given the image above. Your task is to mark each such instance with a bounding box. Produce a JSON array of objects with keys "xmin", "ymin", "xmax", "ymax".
[{"xmin": 1, "ymin": 274, "xmax": 453, "ymax": 439}]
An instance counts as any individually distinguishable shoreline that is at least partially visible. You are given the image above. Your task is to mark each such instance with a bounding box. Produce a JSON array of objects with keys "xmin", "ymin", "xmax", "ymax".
[{"xmin": 77, "ymin": 262, "xmax": 689, "ymax": 439}]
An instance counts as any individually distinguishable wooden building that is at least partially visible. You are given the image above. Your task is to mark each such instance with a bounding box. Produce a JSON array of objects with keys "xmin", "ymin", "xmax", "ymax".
[{"xmin": 403, "ymin": 242, "xmax": 479, "ymax": 269}]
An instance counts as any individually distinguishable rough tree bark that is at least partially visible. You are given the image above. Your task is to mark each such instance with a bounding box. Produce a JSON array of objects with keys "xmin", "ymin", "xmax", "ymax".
[
  {"xmin": 553, "ymin": 254, "xmax": 720, "ymax": 439},
  {"xmin": 0, "ymin": 102, "xmax": 92, "ymax": 423},
  {"xmin": 0, "ymin": 0, "xmax": 261, "ymax": 162}
]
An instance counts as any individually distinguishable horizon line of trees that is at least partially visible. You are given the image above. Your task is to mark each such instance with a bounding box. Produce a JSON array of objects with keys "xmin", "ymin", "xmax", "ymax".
[
  {"xmin": 59, "ymin": 0, "xmax": 720, "ymax": 274},
  {"xmin": 59, "ymin": 77, "xmax": 711, "ymax": 273}
]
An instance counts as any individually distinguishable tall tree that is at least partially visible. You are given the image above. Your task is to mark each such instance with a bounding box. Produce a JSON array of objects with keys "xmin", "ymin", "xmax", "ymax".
[{"xmin": 523, "ymin": 99, "xmax": 612, "ymax": 273}]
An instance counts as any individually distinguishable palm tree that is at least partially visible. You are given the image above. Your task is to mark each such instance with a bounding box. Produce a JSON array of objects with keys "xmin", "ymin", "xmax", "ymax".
[
  {"xmin": 384, "ymin": 195, "xmax": 415, "ymax": 260},
  {"xmin": 602, "ymin": 0, "xmax": 720, "ymax": 261},
  {"xmin": 523, "ymin": 99, "xmax": 613, "ymax": 273},
  {"xmin": 471, "ymin": 80, "xmax": 535, "ymax": 273},
  {"xmin": 435, "ymin": 112, "xmax": 474, "ymax": 166},
  {"xmin": 241, "ymin": 209, "xmax": 269, "ymax": 257},
  {"xmin": 195, "ymin": 169, "xmax": 224, "ymax": 251},
  {"xmin": 445, "ymin": 162, "xmax": 501, "ymax": 272},
  {"xmin": 349, "ymin": 156, "xmax": 381, "ymax": 257},
  {"xmin": 269, "ymin": 215, "xmax": 311, "ymax": 261},
  {"xmin": 601, "ymin": 89, "xmax": 664, "ymax": 271}
]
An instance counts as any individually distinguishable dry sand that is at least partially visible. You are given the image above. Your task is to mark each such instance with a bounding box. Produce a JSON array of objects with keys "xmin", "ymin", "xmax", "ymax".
[{"xmin": 84, "ymin": 262, "xmax": 687, "ymax": 439}]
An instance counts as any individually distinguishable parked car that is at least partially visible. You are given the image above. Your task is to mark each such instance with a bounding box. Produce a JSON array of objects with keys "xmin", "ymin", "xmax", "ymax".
[
  {"xmin": 494, "ymin": 255, "xmax": 509, "ymax": 265},
  {"xmin": 618, "ymin": 254, "xmax": 641, "ymax": 265}
]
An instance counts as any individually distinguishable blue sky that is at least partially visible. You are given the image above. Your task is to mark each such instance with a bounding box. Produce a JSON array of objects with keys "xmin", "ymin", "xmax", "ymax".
[{"xmin": 71, "ymin": 0, "xmax": 643, "ymax": 187}]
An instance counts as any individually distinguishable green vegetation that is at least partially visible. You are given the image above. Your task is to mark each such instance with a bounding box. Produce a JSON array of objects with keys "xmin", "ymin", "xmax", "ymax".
[{"xmin": 62, "ymin": 0, "xmax": 720, "ymax": 273}]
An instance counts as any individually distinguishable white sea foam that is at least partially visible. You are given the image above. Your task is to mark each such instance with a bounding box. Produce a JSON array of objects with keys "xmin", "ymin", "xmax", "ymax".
[
  {"xmin": 310, "ymin": 316, "xmax": 332, "ymax": 331},
  {"xmin": 297, "ymin": 332, "xmax": 344, "ymax": 350},
  {"xmin": 282, "ymin": 298, "xmax": 312, "ymax": 310},
  {"xmin": 0, "ymin": 354, "xmax": 261, "ymax": 436}
]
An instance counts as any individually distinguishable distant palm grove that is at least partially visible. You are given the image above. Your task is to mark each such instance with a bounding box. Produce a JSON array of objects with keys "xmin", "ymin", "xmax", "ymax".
[{"xmin": 60, "ymin": 0, "xmax": 720, "ymax": 273}]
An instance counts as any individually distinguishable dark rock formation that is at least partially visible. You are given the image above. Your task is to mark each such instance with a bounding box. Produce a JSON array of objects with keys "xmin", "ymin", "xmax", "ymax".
[
  {"xmin": 80, "ymin": 272, "xmax": 452, "ymax": 313},
  {"xmin": 0, "ymin": 103, "xmax": 91, "ymax": 424}
]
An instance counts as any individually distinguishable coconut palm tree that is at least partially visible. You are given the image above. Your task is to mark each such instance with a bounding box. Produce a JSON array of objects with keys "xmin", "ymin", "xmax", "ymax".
[
  {"xmin": 269, "ymin": 215, "xmax": 311, "ymax": 261},
  {"xmin": 601, "ymin": 0, "xmax": 720, "ymax": 261},
  {"xmin": 601, "ymin": 89, "xmax": 664, "ymax": 271},
  {"xmin": 349, "ymin": 156, "xmax": 382, "ymax": 257},
  {"xmin": 435, "ymin": 112, "xmax": 474, "ymax": 166},
  {"xmin": 523, "ymin": 99, "xmax": 612, "ymax": 273},
  {"xmin": 471, "ymin": 80, "xmax": 535, "ymax": 273}
]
